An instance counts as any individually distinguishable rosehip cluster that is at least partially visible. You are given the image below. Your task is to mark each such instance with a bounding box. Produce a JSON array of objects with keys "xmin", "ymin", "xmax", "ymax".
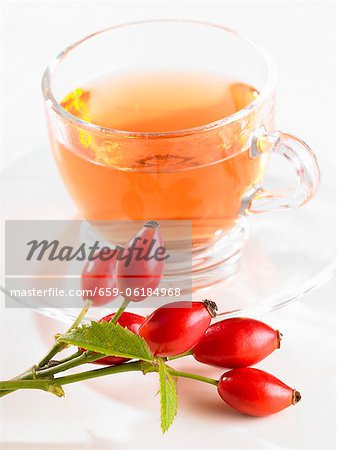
[
  {"xmin": 0, "ymin": 220, "xmax": 302, "ymax": 431},
  {"xmin": 82, "ymin": 221, "xmax": 301, "ymax": 418},
  {"xmin": 88, "ymin": 309, "xmax": 300, "ymax": 417}
]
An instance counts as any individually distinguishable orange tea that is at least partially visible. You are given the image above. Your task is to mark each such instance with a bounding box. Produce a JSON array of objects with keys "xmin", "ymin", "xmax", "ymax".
[{"xmin": 51, "ymin": 70, "xmax": 267, "ymax": 243}]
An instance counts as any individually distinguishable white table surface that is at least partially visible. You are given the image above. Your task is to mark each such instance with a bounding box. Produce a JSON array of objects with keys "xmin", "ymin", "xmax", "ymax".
[{"xmin": 0, "ymin": 2, "xmax": 336, "ymax": 449}]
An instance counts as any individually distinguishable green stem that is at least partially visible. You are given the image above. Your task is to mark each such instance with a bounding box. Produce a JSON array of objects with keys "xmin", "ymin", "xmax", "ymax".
[
  {"xmin": 0, "ymin": 367, "xmax": 37, "ymax": 398},
  {"xmin": 3, "ymin": 297, "xmax": 130, "ymax": 394},
  {"xmin": 37, "ymin": 353, "xmax": 88, "ymax": 377},
  {"xmin": 0, "ymin": 350, "xmax": 106, "ymax": 397},
  {"xmin": 167, "ymin": 350, "xmax": 193, "ymax": 361},
  {"xmin": 110, "ymin": 298, "xmax": 130, "ymax": 324},
  {"xmin": 0, "ymin": 361, "xmax": 142, "ymax": 391},
  {"xmin": 49, "ymin": 360, "xmax": 142, "ymax": 386},
  {"xmin": 0, "ymin": 362, "xmax": 218, "ymax": 393},
  {"xmin": 49, "ymin": 349, "xmax": 83, "ymax": 366},
  {"xmin": 36, "ymin": 350, "xmax": 113, "ymax": 378},
  {"xmin": 169, "ymin": 370, "xmax": 218, "ymax": 386},
  {"xmin": 37, "ymin": 299, "xmax": 92, "ymax": 368}
]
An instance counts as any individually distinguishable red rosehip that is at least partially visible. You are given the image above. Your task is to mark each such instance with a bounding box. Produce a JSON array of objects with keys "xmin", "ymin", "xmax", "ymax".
[
  {"xmin": 116, "ymin": 221, "xmax": 166, "ymax": 302},
  {"xmin": 81, "ymin": 249, "xmax": 119, "ymax": 306},
  {"xmin": 138, "ymin": 300, "xmax": 218, "ymax": 357},
  {"xmin": 193, "ymin": 318, "xmax": 281, "ymax": 368},
  {"xmin": 81, "ymin": 312, "xmax": 145, "ymax": 365},
  {"xmin": 217, "ymin": 368, "xmax": 301, "ymax": 416}
]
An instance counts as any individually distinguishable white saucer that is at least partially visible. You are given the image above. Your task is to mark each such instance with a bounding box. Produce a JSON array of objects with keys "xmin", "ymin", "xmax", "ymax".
[{"xmin": 1, "ymin": 141, "xmax": 335, "ymax": 322}]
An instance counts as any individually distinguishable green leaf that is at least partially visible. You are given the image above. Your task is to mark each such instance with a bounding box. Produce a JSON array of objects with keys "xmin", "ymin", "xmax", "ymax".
[
  {"xmin": 58, "ymin": 321, "xmax": 154, "ymax": 362},
  {"xmin": 158, "ymin": 359, "xmax": 178, "ymax": 433}
]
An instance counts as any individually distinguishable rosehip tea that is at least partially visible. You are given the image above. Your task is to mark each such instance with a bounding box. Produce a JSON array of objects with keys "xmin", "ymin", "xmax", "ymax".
[{"xmin": 50, "ymin": 69, "xmax": 267, "ymax": 243}]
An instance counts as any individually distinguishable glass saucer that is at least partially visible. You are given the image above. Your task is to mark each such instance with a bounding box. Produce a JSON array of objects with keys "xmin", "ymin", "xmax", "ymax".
[{"xmin": 1, "ymin": 141, "xmax": 335, "ymax": 323}]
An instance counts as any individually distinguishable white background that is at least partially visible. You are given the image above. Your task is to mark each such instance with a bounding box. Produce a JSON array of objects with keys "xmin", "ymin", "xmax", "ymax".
[
  {"xmin": 1, "ymin": 1, "xmax": 336, "ymax": 166},
  {"xmin": 0, "ymin": 2, "xmax": 336, "ymax": 449}
]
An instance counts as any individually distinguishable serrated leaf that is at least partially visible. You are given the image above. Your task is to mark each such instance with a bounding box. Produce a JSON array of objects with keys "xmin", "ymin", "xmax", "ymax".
[
  {"xmin": 58, "ymin": 321, "xmax": 154, "ymax": 362},
  {"xmin": 158, "ymin": 359, "xmax": 178, "ymax": 433}
]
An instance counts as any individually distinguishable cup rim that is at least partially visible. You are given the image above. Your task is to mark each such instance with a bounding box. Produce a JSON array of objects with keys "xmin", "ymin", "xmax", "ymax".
[{"xmin": 42, "ymin": 19, "xmax": 278, "ymax": 138}]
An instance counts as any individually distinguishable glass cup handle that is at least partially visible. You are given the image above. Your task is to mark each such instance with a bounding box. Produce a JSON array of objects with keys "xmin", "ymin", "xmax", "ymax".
[{"xmin": 243, "ymin": 130, "xmax": 320, "ymax": 214}]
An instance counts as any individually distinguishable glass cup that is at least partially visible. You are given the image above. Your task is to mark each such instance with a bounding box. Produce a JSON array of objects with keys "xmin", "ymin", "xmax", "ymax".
[{"xmin": 42, "ymin": 20, "xmax": 320, "ymax": 286}]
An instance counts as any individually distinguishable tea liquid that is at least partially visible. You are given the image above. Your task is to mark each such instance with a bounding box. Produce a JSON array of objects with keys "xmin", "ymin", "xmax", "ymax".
[{"xmin": 54, "ymin": 70, "xmax": 267, "ymax": 242}]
